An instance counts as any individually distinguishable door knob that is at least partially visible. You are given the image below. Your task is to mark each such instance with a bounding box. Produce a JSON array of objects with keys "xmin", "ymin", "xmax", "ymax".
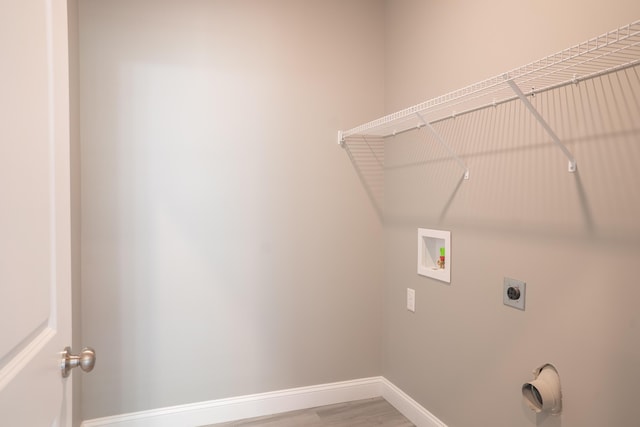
[{"xmin": 61, "ymin": 347, "xmax": 96, "ymax": 378}]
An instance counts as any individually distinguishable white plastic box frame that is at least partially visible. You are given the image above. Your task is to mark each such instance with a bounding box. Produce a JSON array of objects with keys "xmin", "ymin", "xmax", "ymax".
[{"xmin": 417, "ymin": 228, "xmax": 451, "ymax": 283}]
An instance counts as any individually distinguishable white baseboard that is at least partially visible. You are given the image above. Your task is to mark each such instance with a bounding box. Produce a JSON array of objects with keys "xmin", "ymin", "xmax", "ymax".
[
  {"xmin": 380, "ymin": 378, "xmax": 447, "ymax": 427},
  {"xmin": 81, "ymin": 377, "xmax": 446, "ymax": 427}
]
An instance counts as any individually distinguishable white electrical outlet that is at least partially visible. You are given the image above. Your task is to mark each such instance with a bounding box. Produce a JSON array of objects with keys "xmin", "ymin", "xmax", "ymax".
[
  {"xmin": 407, "ymin": 288, "xmax": 416, "ymax": 312},
  {"xmin": 503, "ymin": 277, "xmax": 526, "ymax": 310}
]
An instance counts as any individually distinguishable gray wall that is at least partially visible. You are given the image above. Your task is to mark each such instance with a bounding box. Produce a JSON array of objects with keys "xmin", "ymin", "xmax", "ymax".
[
  {"xmin": 78, "ymin": 1, "xmax": 640, "ymax": 425},
  {"xmin": 79, "ymin": 0, "xmax": 385, "ymax": 419},
  {"xmin": 383, "ymin": 1, "xmax": 640, "ymax": 427}
]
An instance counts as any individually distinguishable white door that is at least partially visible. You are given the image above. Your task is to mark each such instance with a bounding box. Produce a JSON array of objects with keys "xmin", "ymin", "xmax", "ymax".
[{"xmin": 0, "ymin": 0, "xmax": 73, "ymax": 425}]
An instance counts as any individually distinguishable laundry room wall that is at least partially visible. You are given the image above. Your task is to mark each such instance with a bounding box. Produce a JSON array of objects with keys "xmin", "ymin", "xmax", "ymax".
[
  {"xmin": 79, "ymin": 0, "xmax": 385, "ymax": 419},
  {"xmin": 383, "ymin": 1, "xmax": 640, "ymax": 426}
]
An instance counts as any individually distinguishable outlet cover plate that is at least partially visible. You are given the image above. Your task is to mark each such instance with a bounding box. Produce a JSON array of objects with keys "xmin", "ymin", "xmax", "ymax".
[
  {"xmin": 503, "ymin": 277, "xmax": 526, "ymax": 310},
  {"xmin": 407, "ymin": 288, "xmax": 415, "ymax": 312}
]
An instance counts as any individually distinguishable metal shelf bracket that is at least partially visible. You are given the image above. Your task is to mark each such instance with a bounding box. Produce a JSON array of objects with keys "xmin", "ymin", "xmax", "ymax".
[
  {"xmin": 415, "ymin": 113, "xmax": 470, "ymax": 180},
  {"xmin": 506, "ymin": 79, "xmax": 577, "ymax": 173}
]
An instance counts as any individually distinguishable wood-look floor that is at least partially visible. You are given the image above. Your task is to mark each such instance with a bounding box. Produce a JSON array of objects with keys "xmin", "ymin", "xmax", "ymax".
[{"xmin": 202, "ymin": 397, "xmax": 414, "ymax": 427}]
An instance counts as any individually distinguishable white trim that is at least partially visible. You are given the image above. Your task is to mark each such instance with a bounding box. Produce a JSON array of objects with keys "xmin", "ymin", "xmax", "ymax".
[
  {"xmin": 381, "ymin": 378, "xmax": 448, "ymax": 427},
  {"xmin": 81, "ymin": 377, "xmax": 447, "ymax": 427}
]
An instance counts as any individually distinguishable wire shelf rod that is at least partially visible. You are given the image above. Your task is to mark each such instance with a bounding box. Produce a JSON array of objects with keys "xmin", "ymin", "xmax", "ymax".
[
  {"xmin": 339, "ymin": 19, "xmax": 640, "ymax": 140},
  {"xmin": 506, "ymin": 79, "xmax": 577, "ymax": 173},
  {"xmin": 416, "ymin": 113, "xmax": 470, "ymax": 180}
]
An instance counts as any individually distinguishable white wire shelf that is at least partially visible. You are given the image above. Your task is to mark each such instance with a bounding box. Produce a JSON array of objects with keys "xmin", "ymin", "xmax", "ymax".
[{"xmin": 339, "ymin": 20, "xmax": 640, "ymax": 140}]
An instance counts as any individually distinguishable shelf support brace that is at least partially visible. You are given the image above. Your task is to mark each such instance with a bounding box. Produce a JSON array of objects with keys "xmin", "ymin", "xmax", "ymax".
[
  {"xmin": 415, "ymin": 113, "xmax": 470, "ymax": 180},
  {"xmin": 506, "ymin": 79, "xmax": 577, "ymax": 173}
]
